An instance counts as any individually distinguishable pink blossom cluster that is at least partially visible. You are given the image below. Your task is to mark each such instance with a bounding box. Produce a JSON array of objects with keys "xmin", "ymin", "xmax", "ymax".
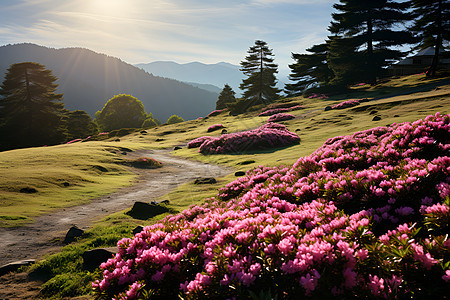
[
  {"xmin": 267, "ymin": 113, "xmax": 295, "ymax": 123},
  {"xmin": 207, "ymin": 124, "xmax": 225, "ymax": 132},
  {"xmin": 188, "ymin": 123, "xmax": 300, "ymax": 154},
  {"xmin": 330, "ymin": 99, "xmax": 362, "ymax": 110},
  {"xmin": 94, "ymin": 113, "xmax": 450, "ymax": 299},
  {"xmin": 308, "ymin": 93, "xmax": 328, "ymax": 99},
  {"xmin": 258, "ymin": 105, "xmax": 303, "ymax": 117},
  {"xmin": 66, "ymin": 138, "xmax": 82, "ymax": 144},
  {"xmin": 206, "ymin": 109, "xmax": 227, "ymax": 118}
]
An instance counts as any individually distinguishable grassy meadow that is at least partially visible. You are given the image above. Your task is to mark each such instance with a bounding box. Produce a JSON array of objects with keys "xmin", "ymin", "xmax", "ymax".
[{"xmin": 1, "ymin": 73, "xmax": 449, "ymax": 298}]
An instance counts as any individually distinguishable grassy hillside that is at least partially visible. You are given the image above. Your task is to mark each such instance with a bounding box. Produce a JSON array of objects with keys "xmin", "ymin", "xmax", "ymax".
[{"xmin": 1, "ymin": 73, "xmax": 449, "ymax": 298}]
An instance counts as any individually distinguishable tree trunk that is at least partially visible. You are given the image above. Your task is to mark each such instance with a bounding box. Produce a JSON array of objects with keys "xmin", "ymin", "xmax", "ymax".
[
  {"xmin": 427, "ymin": 0, "xmax": 443, "ymax": 78},
  {"xmin": 367, "ymin": 17, "xmax": 376, "ymax": 85}
]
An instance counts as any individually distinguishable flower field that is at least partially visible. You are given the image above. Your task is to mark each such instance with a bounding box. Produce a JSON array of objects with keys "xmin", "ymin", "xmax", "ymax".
[
  {"xmin": 93, "ymin": 113, "xmax": 450, "ymax": 299},
  {"xmin": 188, "ymin": 123, "xmax": 300, "ymax": 154}
]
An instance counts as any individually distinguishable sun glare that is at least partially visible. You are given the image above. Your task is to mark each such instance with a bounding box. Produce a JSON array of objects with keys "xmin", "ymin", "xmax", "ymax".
[{"xmin": 88, "ymin": 0, "xmax": 130, "ymax": 17}]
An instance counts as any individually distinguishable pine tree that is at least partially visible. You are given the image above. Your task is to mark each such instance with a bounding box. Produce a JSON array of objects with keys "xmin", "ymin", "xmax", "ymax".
[
  {"xmin": 285, "ymin": 43, "xmax": 334, "ymax": 96},
  {"xmin": 240, "ymin": 40, "xmax": 280, "ymax": 104},
  {"xmin": 0, "ymin": 62, "xmax": 66, "ymax": 151},
  {"xmin": 216, "ymin": 84, "xmax": 236, "ymax": 110},
  {"xmin": 328, "ymin": 0, "xmax": 414, "ymax": 85},
  {"xmin": 65, "ymin": 110, "xmax": 98, "ymax": 140},
  {"xmin": 409, "ymin": 0, "xmax": 450, "ymax": 77}
]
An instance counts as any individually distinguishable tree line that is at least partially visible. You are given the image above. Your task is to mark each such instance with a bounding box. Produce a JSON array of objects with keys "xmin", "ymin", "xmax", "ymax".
[
  {"xmin": 217, "ymin": 0, "xmax": 449, "ymax": 110},
  {"xmin": 0, "ymin": 62, "xmax": 184, "ymax": 151}
]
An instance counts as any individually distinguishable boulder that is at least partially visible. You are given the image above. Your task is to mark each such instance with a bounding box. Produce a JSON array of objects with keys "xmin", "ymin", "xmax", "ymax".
[
  {"xmin": 20, "ymin": 187, "xmax": 38, "ymax": 194},
  {"xmin": 127, "ymin": 201, "xmax": 169, "ymax": 220},
  {"xmin": 324, "ymin": 106, "xmax": 332, "ymax": 111},
  {"xmin": 63, "ymin": 226, "xmax": 84, "ymax": 244},
  {"xmin": 235, "ymin": 171, "xmax": 246, "ymax": 177},
  {"xmin": 82, "ymin": 248, "xmax": 118, "ymax": 271},
  {"xmin": 174, "ymin": 146, "xmax": 182, "ymax": 150},
  {"xmin": 0, "ymin": 259, "xmax": 35, "ymax": 277},
  {"xmin": 372, "ymin": 116, "xmax": 381, "ymax": 121},
  {"xmin": 194, "ymin": 178, "xmax": 217, "ymax": 184},
  {"xmin": 132, "ymin": 226, "xmax": 144, "ymax": 235},
  {"xmin": 221, "ymin": 129, "xmax": 228, "ymax": 134}
]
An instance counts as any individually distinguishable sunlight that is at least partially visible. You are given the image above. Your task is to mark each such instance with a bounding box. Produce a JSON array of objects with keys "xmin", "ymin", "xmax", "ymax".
[{"xmin": 87, "ymin": 0, "xmax": 131, "ymax": 17}]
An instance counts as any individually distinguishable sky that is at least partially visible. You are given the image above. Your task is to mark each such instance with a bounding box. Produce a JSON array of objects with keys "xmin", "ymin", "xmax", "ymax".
[{"xmin": 0, "ymin": 0, "xmax": 335, "ymax": 75}]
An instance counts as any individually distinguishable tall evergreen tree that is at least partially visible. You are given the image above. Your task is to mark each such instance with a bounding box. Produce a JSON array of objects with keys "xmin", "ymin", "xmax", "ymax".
[
  {"xmin": 0, "ymin": 62, "xmax": 66, "ymax": 151},
  {"xmin": 409, "ymin": 0, "xmax": 450, "ymax": 77},
  {"xmin": 240, "ymin": 40, "xmax": 280, "ymax": 104},
  {"xmin": 216, "ymin": 84, "xmax": 236, "ymax": 110},
  {"xmin": 328, "ymin": 0, "xmax": 414, "ymax": 85},
  {"xmin": 285, "ymin": 43, "xmax": 334, "ymax": 96}
]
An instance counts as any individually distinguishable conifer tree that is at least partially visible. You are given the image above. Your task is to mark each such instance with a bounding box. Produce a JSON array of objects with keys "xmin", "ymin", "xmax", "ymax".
[
  {"xmin": 285, "ymin": 43, "xmax": 334, "ymax": 96},
  {"xmin": 216, "ymin": 84, "xmax": 236, "ymax": 110},
  {"xmin": 0, "ymin": 62, "xmax": 66, "ymax": 151},
  {"xmin": 328, "ymin": 0, "xmax": 414, "ymax": 85},
  {"xmin": 240, "ymin": 40, "xmax": 280, "ymax": 104},
  {"xmin": 409, "ymin": 0, "xmax": 450, "ymax": 77}
]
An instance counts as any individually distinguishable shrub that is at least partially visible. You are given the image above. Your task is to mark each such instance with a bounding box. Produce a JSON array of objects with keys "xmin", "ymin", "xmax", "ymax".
[
  {"xmin": 167, "ymin": 115, "xmax": 184, "ymax": 125},
  {"xmin": 330, "ymin": 99, "xmax": 362, "ymax": 110},
  {"xmin": 258, "ymin": 105, "xmax": 303, "ymax": 116},
  {"xmin": 189, "ymin": 123, "xmax": 300, "ymax": 154},
  {"xmin": 94, "ymin": 113, "xmax": 450, "ymax": 299},
  {"xmin": 124, "ymin": 157, "xmax": 162, "ymax": 169},
  {"xmin": 207, "ymin": 124, "xmax": 225, "ymax": 132},
  {"xmin": 267, "ymin": 113, "xmax": 295, "ymax": 123},
  {"xmin": 206, "ymin": 109, "xmax": 227, "ymax": 118}
]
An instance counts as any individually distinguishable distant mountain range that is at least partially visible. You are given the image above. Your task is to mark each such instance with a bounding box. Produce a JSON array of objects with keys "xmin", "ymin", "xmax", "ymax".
[
  {"xmin": 0, "ymin": 43, "xmax": 219, "ymax": 121},
  {"xmin": 135, "ymin": 61, "xmax": 244, "ymax": 95},
  {"xmin": 135, "ymin": 61, "xmax": 289, "ymax": 96}
]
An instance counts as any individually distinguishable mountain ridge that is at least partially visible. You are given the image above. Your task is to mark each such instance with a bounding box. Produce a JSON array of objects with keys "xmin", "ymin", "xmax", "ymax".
[{"xmin": 0, "ymin": 43, "xmax": 218, "ymax": 121}]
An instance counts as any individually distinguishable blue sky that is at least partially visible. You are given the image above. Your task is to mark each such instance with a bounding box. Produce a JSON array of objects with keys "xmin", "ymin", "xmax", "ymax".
[{"xmin": 0, "ymin": 0, "xmax": 334, "ymax": 75}]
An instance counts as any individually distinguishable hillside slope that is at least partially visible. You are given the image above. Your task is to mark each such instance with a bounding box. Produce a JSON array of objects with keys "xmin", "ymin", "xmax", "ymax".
[{"xmin": 0, "ymin": 43, "xmax": 218, "ymax": 121}]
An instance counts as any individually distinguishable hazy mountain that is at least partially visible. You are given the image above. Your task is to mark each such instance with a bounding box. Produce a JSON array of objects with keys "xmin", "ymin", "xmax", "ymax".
[
  {"xmin": 135, "ymin": 61, "xmax": 289, "ymax": 96},
  {"xmin": 135, "ymin": 61, "xmax": 244, "ymax": 95},
  {"xmin": 184, "ymin": 82, "xmax": 222, "ymax": 94},
  {"xmin": 0, "ymin": 43, "xmax": 219, "ymax": 121}
]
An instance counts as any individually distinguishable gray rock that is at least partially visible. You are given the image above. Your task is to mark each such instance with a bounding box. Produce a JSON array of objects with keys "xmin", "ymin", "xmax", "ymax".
[
  {"xmin": 372, "ymin": 116, "xmax": 381, "ymax": 121},
  {"xmin": 194, "ymin": 178, "xmax": 217, "ymax": 184},
  {"xmin": 63, "ymin": 226, "xmax": 84, "ymax": 244},
  {"xmin": 82, "ymin": 248, "xmax": 117, "ymax": 271},
  {"xmin": 133, "ymin": 226, "xmax": 144, "ymax": 235},
  {"xmin": 127, "ymin": 201, "xmax": 169, "ymax": 220},
  {"xmin": 0, "ymin": 259, "xmax": 35, "ymax": 276}
]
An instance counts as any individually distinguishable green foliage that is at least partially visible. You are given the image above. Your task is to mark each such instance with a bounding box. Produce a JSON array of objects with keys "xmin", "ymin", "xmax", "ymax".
[
  {"xmin": 285, "ymin": 43, "xmax": 334, "ymax": 96},
  {"xmin": 409, "ymin": 0, "xmax": 450, "ymax": 77},
  {"xmin": 167, "ymin": 114, "xmax": 184, "ymax": 124},
  {"xmin": 328, "ymin": 0, "xmax": 415, "ymax": 85},
  {"xmin": 0, "ymin": 62, "xmax": 67, "ymax": 151},
  {"xmin": 216, "ymin": 84, "xmax": 237, "ymax": 110},
  {"xmin": 240, "ymin": 40, "xmax": 280, "ymax": 106},
  {"xmin": 95, "ymin": 94, "xmax": 148, "ymax": 131},
  {"xmin": 142, "ymin": 117, "xmax": 158, "ymax": 128},
  {"xmin": 65, "ymin": 110, "xmax": 98, "ymax": 141}
]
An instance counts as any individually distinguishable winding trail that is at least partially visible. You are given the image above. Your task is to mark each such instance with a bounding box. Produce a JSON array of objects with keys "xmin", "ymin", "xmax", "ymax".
[{"xmin": 0, "ymin": 149, "xmax": 231, "ymax": 266}]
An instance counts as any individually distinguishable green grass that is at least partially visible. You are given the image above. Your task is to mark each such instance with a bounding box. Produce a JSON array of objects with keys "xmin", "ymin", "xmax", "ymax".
[
  {"xmin": 0, "ymin": 142, "xmax": 136, "ymax": 226},
  {"xmin": 3, "ymin": 73, "xmax": 450, "ymax": 298}
]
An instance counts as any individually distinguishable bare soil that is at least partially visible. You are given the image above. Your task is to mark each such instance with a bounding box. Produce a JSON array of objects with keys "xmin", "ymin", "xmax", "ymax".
[{"xmin": 0, "ymin": 149, "xmax": 230, "ymax": 299}]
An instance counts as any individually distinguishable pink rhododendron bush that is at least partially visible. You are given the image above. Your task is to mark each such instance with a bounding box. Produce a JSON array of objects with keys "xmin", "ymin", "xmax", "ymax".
[
  {"xmin": 267, "ymin": 113, "xmax": 295, "ymax": 123},
  {"xmin": 93, "ymin": 113, "xmax": 450, "ymax": 299},
  {"xmin": 207, "ymin": 124, "xmax": 225, "ymax": 132},
  {"xmin": 258, "ymin": 105, "xmax": 303, "ymax": 116},
  {"xmin": 188, "ymin": 123, "xmax": 300, "ymax": 154}
]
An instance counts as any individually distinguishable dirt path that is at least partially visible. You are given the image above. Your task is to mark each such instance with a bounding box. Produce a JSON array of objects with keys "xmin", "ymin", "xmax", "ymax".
[{"xmin": 0, "ymin": 149, "xmax": 231, "ymax": 266}]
